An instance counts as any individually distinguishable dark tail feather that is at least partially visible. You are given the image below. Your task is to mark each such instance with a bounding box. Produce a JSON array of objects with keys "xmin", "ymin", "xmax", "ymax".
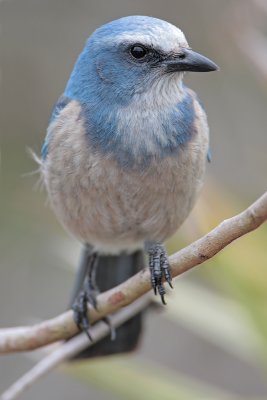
[{"xmin": 70, "ymin": 246, "xmax": 145, "ymax": 359}]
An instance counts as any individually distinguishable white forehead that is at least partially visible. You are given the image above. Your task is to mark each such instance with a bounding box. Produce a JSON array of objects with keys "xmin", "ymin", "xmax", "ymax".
[{"xmin": 96, "ymin": 20, "xmax": 188, "ymax": 53}]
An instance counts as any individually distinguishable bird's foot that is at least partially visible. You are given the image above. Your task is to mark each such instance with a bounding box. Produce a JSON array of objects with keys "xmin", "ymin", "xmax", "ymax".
[
  {"xmin": 72, "ymin": 252, "xmax": 100, "ymax": 340},
  {"xmin": 103, "ymin": 315, "xmax": 116, "ymax": 341},
  {"xmin": 72, "ymin": 282, "xmax": 99, "ymax": 341},
  {"xmin": 148, "ymin": 243, "xmax": 173, "ymax": 305},
  {"xmin": 72, "ymin": 251, "xmax": 116, "ymax": 341},
  {"xmin": 72, "ymin": 287, "xmax": 116, "ymax": 341}
]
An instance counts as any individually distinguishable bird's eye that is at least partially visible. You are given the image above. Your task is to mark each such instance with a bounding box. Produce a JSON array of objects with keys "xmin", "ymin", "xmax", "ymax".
[{"xmin": 130, "ymin": 45, "xmax": 148, "ymax": 59}]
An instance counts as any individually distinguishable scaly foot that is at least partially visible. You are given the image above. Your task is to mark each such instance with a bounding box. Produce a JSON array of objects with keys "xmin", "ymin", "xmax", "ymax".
[
  {"xmin": 72, "ymin": 252, "xmax": 99, "ymax": 340},
  {"xmin": 148, "ymin": 243, "xmax": 173, "ymax": 305},
  {"xmin": 71, "ymin": 251, "xmax": 116, "ymax": 340}
]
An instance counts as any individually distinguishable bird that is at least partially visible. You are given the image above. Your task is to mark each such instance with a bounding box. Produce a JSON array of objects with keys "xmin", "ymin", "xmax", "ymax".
[{"xmin": 40, "ymin": 15, "xmax": 218, "ymax": 357}]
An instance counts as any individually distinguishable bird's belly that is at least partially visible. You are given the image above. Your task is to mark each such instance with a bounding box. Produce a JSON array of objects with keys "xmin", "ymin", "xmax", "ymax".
[
  {"xmin": 42, "ymin": 103, "xmax": 208, "ymax": 254},
  {"xmin": 43, "ymin": 147, "xmax": 207, "ymax": 255}
]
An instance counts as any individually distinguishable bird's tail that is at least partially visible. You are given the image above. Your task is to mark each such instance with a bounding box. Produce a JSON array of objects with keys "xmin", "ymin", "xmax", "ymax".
[{"xmin": 69, "ymin": 246, "xmax": 144, "ymax": 358}]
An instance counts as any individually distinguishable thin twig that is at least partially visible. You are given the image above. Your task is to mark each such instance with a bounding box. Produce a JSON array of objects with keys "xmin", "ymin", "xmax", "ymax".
[
  {"xmin": 0, "ymin": 191, "xmax": 266, "ymax": 354},
  {"xmin": 0, "ymin": 294, "xmax": 151, "ymax": 400}
]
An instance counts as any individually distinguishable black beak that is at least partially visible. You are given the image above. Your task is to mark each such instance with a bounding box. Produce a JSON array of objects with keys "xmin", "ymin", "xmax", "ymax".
[{"xmin": 165, "ymin": 48, "xmax": 219, "ymax": 73}]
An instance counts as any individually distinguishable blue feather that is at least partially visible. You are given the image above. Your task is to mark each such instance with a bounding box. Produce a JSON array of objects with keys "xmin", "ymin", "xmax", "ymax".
[
  {"xmin": 64, "ymin": 17, "xmax": 175, "ymax": 106},
  {"xmin": 41, "ymin": 95, "xmax": 70, "ymax": 159},
  {"xmin": 48, "ymin": 16, "xmax": 204, "ymax": 168},
  {"xmin": 207, "ymin": 147, "xmax": 212, "ymax": 162},
  {"xmin": 79, "ymin": 89, "xmax": 195, "ymax": 168}
]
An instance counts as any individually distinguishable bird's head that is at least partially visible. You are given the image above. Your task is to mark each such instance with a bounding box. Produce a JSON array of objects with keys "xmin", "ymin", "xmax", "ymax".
[{"xmin": 65, "ymin": 16, "xmax": 218, "ymax": 105}]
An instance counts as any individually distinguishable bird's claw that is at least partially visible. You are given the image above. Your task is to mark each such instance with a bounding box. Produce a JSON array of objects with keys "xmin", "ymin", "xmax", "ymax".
[
  {"xmin": 72, "ymin": 283, "xmax": 116, "ymax": 341},
  {"xmin": 72, "ymin": 290, "xmax": 94, "ymax": 340},
  {"xmin": 103, "ymin": 316, "xmax": 117, "ymax": 341},
  {"xmin": 148, "ymin": 243, "xmax": 173, "ymax": 304}
]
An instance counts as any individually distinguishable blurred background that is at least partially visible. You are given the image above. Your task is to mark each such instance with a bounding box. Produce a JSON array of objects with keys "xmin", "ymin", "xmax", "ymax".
[{"xmin": 1, "ymin": 0, "xmax": 267, "ymax": 399}]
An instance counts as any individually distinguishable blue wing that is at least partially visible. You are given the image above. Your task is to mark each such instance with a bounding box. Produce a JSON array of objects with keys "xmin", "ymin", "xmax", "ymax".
[
  {"xmin": 41, "ymin": 95, "xmax": 70, "ymax": 160},
  {"xmin": 193, "ymin": 92, "xmax": 211, "ymax": 163},
  {"xmin": 207, "ymin": 147, "xmax": 212, "ymax": 163}
]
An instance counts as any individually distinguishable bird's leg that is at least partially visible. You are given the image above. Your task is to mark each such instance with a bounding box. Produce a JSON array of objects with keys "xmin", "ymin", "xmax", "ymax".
[
  {"xmin": 72, "ymin": 249, "xmax": 116, "ymax": 341},
  {"xmin": 72, "ymin": 251, "xmax": 99, "ymax": 339},
  {"xmin": 84, "ymin": 253, "xmax": 116, "ymax": 340},
  {"xmin": 147, "ymin": 242, "xmax": 173, "ymax": 305},
  {"xmin": 84, "ymin": 252, "xmax": 100, "ymax": 309}
]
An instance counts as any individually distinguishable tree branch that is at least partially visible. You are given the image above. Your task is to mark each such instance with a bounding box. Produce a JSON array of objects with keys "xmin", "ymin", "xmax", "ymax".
[
  {"xmin": 0, "ymin": 295, "xmax": 151, "ymax": 400},
  {"xmin": 0, "ymin": 191, "xmax": 267, "ymax": 354}
]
